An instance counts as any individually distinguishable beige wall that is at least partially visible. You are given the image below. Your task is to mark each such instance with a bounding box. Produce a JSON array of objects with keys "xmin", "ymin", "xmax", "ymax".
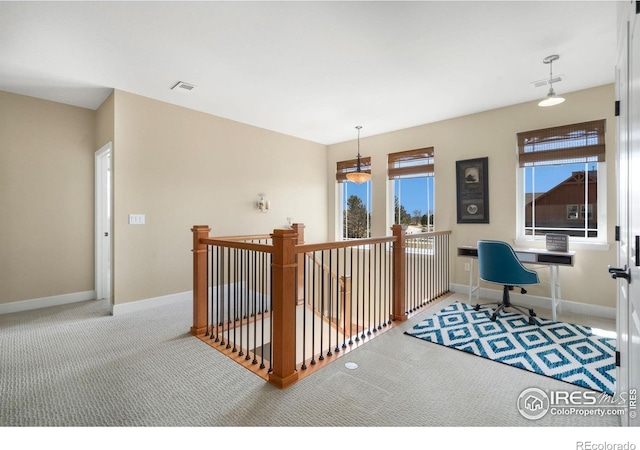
[
  {"xmin": 0, "ymin": 91, "xmax": 96, "ymax": 304},
  {"xmin": 1, "ymin": 89, "xmax": 327, "ymax": 310},
  {"xmin": 95, "ymin": 91, "xmax": 114, "ymax": 150},
  {"xmin": 1, "ymin": 84, "xmax": 616, "ymax": 312},
  {"xmin": 111, "ymin": 90, "xmax": 328, "ymax": 305},
  {"xmin": 327, "ymin": 84, "xmax": 617, "ymax": 309}
]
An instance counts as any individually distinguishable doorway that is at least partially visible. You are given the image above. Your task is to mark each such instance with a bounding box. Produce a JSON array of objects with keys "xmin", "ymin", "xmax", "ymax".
[{"xmin": 95, "ymin": 143, "xmax": 112, "ymax": 311}]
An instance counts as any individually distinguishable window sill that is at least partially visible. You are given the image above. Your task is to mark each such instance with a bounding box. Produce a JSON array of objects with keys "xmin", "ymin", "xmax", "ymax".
[{"xmin": 514, "ymin": 238, "xmax": 611, "ymax": 251}]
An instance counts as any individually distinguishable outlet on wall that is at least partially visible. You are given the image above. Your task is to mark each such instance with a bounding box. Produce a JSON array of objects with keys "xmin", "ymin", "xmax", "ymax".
[{"xmin": 464, "ymin": 262, "xmax": 470, "ymax": 272}]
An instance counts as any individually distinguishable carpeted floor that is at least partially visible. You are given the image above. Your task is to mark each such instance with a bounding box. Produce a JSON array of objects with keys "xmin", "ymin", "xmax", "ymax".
[{"xmin": 1, "ymin": 292, "xmax": 628, "ymax": 447}]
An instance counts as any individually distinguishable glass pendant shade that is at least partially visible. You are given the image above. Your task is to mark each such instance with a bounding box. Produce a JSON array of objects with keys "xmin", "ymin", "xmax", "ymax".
[
  {"xmin": 346, "ymin": 125, "xmax": 371, "ymax": 184},
  {"xmin": 346, "ymin": 169, "xmax": 371, "ymax": 184}
]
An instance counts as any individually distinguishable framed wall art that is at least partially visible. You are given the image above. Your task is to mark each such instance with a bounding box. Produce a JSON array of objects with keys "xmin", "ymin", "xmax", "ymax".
[{"xmin": 456, "ymin": 157, "xmax": 489, "ymax": 224}]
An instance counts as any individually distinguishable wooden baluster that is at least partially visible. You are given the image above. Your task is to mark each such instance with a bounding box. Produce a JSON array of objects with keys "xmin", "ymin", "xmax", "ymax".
[{"xmin": 340, "ymin": 276, "xmax": 352, "ymax": 342}]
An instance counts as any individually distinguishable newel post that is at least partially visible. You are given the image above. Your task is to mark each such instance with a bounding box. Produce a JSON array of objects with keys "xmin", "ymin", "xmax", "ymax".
[
  {"xmin": 190, "ymin": 225, "xmax": 211, "ymax": 336},
  {"xmin": 269, "ymin": 228, "xmax": 300, "ymax": 389},
  {"xmin": 392, "ymin": 224, "xmax": 408, "ymax": 322},
  {"xmin": 291, "ymin": 223, "xmax": 305, "ymax": 306}
]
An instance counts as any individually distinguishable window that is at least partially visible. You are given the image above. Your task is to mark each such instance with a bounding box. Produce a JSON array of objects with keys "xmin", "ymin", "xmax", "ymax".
[
  {"xmin": 566, "ymin": 205, "xmax": 579, "ymax": 220},
  {"xmin": 567, "ymin": 204, "xmax": 594, "ymax": 220},
  {"xmin": 517, "ymin": 120, "xmax": 606, "ymax": 241},
  {"xmin": 337, "ymin": 157, "xmax": 372, "ymax": 239},
  {"xmin": 388, "ymin": 147, "xmax": 435, "ymax": 233}
]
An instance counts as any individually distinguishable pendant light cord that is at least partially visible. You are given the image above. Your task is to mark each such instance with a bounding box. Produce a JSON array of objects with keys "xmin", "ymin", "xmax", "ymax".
[{"xmin": 356, "ymin": 125, "xmax": 362, "ymax": 171}]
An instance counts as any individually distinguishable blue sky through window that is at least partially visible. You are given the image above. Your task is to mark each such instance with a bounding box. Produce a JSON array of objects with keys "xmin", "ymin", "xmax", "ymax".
[
  {"xmin": 395, "ymin": 176, "xmax": 434, "ymax": 218},
  {"xmin": 342, "ymin": 165, "xmax": 594, "ymax": 224},
  {"xmin": 525, "ymin": 163, "xmax": 597, "ymax": 193},
  {"xmin": 342, "ymin": 181, "xmax": 371, "ymax": 212},
  {"xmin": 342, "ymin": 177, "xmax": 435, "ymax": 221}
]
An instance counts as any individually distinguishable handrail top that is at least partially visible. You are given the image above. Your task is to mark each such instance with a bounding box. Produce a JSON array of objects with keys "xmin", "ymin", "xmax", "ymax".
[
  {"xmin": 198, "ymin": 225, "xmax": 451, "ymax": 254},
  {"xmin": 201, "ymin": 238, "xmax": 274, "ymax": 253},
  {"xmin": 208, "ymin": 233, "xmax": 272, "ymax": 241},
  {"xmin": 296, "ymin": 236, "xmax": 395, "ymax": 253},
  {"xmin": 404, "ymin": 230, "xmax": 452, "ymax": 238}
]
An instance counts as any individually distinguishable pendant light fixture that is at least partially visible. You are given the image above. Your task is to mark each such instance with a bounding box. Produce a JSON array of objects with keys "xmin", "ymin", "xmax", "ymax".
[
  {"xmin": 538, "ymin": 54, "xmax": 565, "ymax": 107},
  {"xmin": 346, "ymin": 125, "xmax": 371, "ymax": 184}
]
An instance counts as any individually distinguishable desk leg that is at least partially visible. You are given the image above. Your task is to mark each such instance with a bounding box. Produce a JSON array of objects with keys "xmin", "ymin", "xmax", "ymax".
[
  {"xmin": 554, "ymin": 265, "xmax": 562, "ymax": 317},
  {"xmin": 475, "ymin": 261, "xmax": 480, "ymax": 303},
  {"xmin": 555, "ymin": 265, "xmax": 562, "ymax": 312},
  {"xmin": 468, "ymin": 258, "xmax": 473, "ymax": 303},
  {"xmin": 548, "ymin": 264, "xmax": 562, "ymax": 322},
  {"xmin": 468, "ymin": 258, "xmax": 480, "ymax": 304},
  {"xmin": 549, "ymin": 266, "xmax": 557, "ymax": 321}
]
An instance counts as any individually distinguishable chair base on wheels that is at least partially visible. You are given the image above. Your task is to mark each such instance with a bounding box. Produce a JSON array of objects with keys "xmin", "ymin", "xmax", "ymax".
[{"xmin": 474, "ymin": 285, "xmax": 537, "ymax": 325}]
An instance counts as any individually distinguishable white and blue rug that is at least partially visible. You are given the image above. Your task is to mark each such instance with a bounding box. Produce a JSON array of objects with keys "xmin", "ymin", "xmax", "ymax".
[{"xmin": 405, "ymin": 302, "xmax": 616, "ymax": 395}]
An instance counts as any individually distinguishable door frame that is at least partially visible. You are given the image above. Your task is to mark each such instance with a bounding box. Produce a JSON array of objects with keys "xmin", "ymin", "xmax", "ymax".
[
  {"xmin": 95, "ymin": 142, "xmax": 112, "ymax": 309},
  {"xmin": 615, "ymin": 1, "xmax": 640, "ymax": 427}
]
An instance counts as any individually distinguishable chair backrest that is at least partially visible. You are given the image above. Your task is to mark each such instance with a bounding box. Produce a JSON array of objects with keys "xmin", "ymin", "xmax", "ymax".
[{"xmin": 477, "ymin": 240, "xmax": 540, "ymax": 286}]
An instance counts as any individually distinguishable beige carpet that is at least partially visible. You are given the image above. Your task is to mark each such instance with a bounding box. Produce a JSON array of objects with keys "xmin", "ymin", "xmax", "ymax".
[{"xmin": 1, "ymin": 292, "xmax": 630, "ymax": 446}]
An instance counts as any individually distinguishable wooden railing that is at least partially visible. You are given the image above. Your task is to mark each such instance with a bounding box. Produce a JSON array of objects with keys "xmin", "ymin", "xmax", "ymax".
[{"xmin": 191, "ymin": 224, "xmax": 451, "ymax": 389}]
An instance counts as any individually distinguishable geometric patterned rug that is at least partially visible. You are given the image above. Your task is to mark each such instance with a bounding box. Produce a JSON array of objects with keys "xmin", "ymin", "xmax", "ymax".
[{"xmin": 405, "ymin": 301, "xmax": 616, "ymax": 395}]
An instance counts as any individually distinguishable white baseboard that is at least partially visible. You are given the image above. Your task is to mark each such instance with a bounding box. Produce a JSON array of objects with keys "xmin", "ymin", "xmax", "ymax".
[
  {"xmin": 449, "ymin": 283, "xmax": 616, "ymax": 320},
  {"xmin": 111, "ymin": 291, "xmax": 191, "ymax": 315},
  {"xmin": 0, "ymin": 290, "xmax": 96, "ymax": 315},
  {"xmin": 110, "ymin": 283, "xmax": 252, "ymax": 316},
  {"xmin": 4, "ymin": 284, "xmax": 614, "ymax": 321},
  {"xmin": 2, "ymin": 283, "xmax": 253, "ymax": 317}
]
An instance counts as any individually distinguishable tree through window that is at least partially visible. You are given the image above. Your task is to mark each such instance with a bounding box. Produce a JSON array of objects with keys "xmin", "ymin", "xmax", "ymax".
[
  {"xmin": 388, "ymin": 147, "xmax": 435, "ymax": 233},
  {"xmin": 337, "ymin": 157, "xmax": 371, "ymax": 239}
]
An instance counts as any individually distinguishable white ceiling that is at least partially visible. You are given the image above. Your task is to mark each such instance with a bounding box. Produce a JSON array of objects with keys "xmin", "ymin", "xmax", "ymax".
[{"xmin": 0, "ymin": 1, "xmax": 619, "ymax": 145}]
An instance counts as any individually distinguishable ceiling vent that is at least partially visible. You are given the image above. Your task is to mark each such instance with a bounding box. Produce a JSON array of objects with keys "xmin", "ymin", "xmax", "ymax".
[{"xmin": 171, "ymin": 81, "xmax": 196, "ymax": 92}]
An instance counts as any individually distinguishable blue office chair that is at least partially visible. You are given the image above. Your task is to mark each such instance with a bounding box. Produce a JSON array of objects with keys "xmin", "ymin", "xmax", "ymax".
[{"xmin": 474, "ymin": 240, "xmax": 540, "ymax": 325}]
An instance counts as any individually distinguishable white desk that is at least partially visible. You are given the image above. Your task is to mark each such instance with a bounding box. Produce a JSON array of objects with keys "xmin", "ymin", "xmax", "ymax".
[{"xmin": 457, "ymin": 246, "xmax": 575, "ymax": 321}]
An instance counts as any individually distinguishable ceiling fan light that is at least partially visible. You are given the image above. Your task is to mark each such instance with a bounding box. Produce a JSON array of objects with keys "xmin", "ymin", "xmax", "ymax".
[
  {"xmin": 538, "ymin": 96, "xmax": 565, "ymax": 107},
  {"xmin": 538, "ymin": 95, "xmax": 564, "ymax": 107},
  {"xmin": 537, "ymin": 54, "xmax": 565, "ymax": 107},
  {"xmin": 538, "ymin": 91, "xmax": 565, "ymax": 107}
]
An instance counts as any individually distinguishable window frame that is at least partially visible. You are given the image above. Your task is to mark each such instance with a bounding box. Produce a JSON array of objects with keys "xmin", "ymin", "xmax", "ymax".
[
  {"xmin": 387, "ymin": 147, "xmax": 435, "ymax": 236},
  {"xmin": 336, "ymin": 156, "xmax": 372, "ymax": 240},
  {"xmin": 515, "ymin": 120, "xmax": 608, "ymax": 250}
]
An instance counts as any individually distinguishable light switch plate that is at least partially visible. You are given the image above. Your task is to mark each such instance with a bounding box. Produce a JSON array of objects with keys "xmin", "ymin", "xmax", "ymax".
[{"xmin": 129, "ymin": 214, "xmax": 145, "ymax": 225}]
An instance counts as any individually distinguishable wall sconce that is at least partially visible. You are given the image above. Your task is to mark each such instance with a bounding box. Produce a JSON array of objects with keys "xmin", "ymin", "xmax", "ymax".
[{"xmin": 257, "ymin": 193, "xmax": 270, "ymax": 213}]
